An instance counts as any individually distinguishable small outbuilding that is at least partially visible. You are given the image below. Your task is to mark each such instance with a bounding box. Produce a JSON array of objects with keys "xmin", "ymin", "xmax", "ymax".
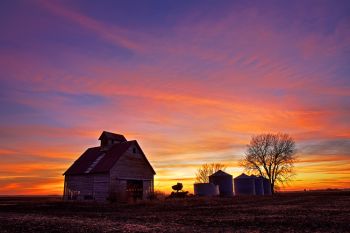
[
  {"xmin": 63, "ymin": 131, "xmax": 156, "ymax": 202},
  {"xmin": 209, "ymin": 170, "xmax": 233, "ymax": 197}
]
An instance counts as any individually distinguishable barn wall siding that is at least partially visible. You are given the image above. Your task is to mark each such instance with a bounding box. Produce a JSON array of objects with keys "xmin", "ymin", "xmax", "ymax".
[
  {"xmin": 108, "ymin": 178, "xmax": 127, "ymax": 201},
  {"xmin": 64, "ymin": 174, "xmax": 109, "ymax": 201},
  {"xmin": 64, "ymin": 175, "xmax": 93, "ymax": 200},
  {"xmin": 93, "ymin": 174, "xmax": 110, "ymax": 201},
  {"xmin": 142, "ymin": 180, "xmax": 152, "ymax": 199}
]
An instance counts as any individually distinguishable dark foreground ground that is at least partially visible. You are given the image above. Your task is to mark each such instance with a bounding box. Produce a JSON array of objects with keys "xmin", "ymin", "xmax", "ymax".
[{"xmin": 0, "ymin": 191, "xmax": 349, "ymax": 233}]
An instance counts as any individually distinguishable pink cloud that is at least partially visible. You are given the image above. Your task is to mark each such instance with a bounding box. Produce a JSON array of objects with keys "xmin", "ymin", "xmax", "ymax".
[{"xmin": 38, "ymin": 0, "xmax": 145, "ymax": 53}]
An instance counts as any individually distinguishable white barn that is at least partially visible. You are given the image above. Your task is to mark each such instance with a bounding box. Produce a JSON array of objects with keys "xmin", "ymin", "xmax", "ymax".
[{"xmin": 63, "ymin": 131, "xmax": 156, "ymax": 202}]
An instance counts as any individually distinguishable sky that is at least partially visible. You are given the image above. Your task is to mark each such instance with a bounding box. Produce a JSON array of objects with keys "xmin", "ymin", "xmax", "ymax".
[{"xmin": 0, "ymin": 0, "xmax": 349, "ymax": 195}]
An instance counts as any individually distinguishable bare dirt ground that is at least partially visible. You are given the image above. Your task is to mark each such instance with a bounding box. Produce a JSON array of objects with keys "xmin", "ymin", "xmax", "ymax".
[{"xmin": 0, "ymin": 191, "xmax": 349, "ymax": 233}]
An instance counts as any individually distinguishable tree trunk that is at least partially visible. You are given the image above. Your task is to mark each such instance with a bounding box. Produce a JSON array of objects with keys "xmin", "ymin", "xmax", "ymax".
[{"xmin": 271, "ymin": 182, "xmax": 275, "ymax": 194}]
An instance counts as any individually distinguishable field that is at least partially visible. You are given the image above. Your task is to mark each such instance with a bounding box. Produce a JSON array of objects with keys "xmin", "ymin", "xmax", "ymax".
[{"xmin": 0, "ymin": 191, "xmax": 349, "ymax": 233}]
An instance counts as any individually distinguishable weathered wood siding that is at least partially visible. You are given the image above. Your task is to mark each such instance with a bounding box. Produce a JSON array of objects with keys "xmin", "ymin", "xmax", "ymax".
[
  {"xmin": 64, "ymin": 174, "xmax": 109, "ymax": 201},
  {"xmin": 64, "ymin": 175, "xmax": 92, "ymax": 200},
  {"xmin": 110, "ymin": 142, "xmax": 154, "ymax": 201},
  {"xmin": 110, "ymin": 179, "xmax": 127, "ymax": 201},
  {"xmin": 142, "ymin": 180, "xmax": 153, "ymax": 199},
  {"xmin": 92, "ymin": 174, "xmax": 109, "ymax": 201}
]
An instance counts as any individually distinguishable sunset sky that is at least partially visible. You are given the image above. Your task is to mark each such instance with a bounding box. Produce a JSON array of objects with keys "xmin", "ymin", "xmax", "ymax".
[{"xmin": 0, "ymin": 0, "xmax": 349, "ymax": 195}]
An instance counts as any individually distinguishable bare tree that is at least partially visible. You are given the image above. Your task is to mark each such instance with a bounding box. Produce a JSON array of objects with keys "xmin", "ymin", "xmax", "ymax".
[
  {"xmin": 241, "ymin": 133, "xmax": 296, "ymax": 194},
  {"xmin": 195, "ymin": 163, "xmax": 226, "ymax": 183}
]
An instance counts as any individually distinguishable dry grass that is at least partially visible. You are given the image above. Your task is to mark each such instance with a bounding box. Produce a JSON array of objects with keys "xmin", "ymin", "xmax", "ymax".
[{"xmin": 0, "ymin": 191, "xmax": 349, "ymax": 232}]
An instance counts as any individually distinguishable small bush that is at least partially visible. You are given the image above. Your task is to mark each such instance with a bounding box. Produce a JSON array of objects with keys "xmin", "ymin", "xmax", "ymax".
[{"xmin": 148, "ymin": 190, "xmax": 166, "ymax": 200}]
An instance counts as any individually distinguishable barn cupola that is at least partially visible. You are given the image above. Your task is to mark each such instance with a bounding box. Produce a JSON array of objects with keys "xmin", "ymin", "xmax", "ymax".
[{"xmin": 99, "ymin": 131, "xmax": 127, "ymax": 151}]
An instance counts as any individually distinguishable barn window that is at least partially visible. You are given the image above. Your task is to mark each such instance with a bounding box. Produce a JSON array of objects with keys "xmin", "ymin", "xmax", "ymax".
[{"xmin": 133, "ymin": 148, "xmax": 136, "ymax": 153}]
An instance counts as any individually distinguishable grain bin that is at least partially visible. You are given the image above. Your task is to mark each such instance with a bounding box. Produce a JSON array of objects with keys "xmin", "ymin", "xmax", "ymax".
[
  {"xmin": 234, "ymin": 173, "xmax": 255, "ymax": 195},
  {"xmin": 194, "ymin": 183, "xmax": 219, "ymax": 196},
  {"xmin": 263, "ymin": 178, "xmax": 272, "ymax": 195},
  {"xmin": 209, "ymin": 170, "xmax": 233, "ymax": 197},
  {"xmin": 252, "ymin": 175, "xmax": 264, "ymax": 195}
]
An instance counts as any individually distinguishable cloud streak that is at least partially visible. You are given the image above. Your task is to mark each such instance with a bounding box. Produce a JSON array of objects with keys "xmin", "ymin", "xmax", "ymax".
[{"xmin": 38, "ymin": 0, "xmax": 145, "ymax": 53}]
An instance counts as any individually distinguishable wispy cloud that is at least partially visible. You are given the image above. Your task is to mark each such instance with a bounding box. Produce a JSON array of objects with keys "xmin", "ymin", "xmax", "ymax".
[{"xmin": 38, "ymin": 0, "xmax": 145, "ymax": 53}]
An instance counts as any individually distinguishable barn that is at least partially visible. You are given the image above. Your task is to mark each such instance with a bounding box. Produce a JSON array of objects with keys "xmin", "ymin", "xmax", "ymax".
[{"xmin": 63, "ymin": 131, "xmax": 156, "ymax": 202}]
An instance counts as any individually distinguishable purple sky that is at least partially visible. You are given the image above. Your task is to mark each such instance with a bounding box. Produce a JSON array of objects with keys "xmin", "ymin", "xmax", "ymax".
[{"xmin": 0, "ymin": 0, "xmax": 349, "ymax": 194}]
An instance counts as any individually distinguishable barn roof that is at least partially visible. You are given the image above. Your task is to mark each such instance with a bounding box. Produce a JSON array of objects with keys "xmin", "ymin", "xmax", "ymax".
[
  {"xmin": 64, "ymin": 140, "xmax": 156, "ymax": 175},
  {"xmin": 209, "ymin": 170, "xmax": 232, "ymax": 177},
  {"xmin": 98, "ymin": 131, "xmax": 127, "ymax": 142}
]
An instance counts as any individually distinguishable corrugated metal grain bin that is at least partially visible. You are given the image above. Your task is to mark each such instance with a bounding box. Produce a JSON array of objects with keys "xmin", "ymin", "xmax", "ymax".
[
  {"xmin": 263, "ymin": 178, "xmax": 272, "ymax": 195},
  {"xmin": 234, "ymin": 173, "xmax": 256, "ymax": 195},
  {"xmin": 209, "ymin": 170, "xmax": 233, "ymax": 197},
  {"xmin": 252, "ymin": 175, "xmax": 264, "ymax": 195},
  {"xmin": 194, "ymin": 183, "xmax": 219, "ymax": 196}
]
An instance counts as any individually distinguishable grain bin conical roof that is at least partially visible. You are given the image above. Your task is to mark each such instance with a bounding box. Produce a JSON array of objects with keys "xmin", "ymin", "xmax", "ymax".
[
  {"xmin": 209, "ymin": 170, "xmax": 232, "ymax": 177},
  {"xmin": 234, "ymin": 173, "xmax": 251, "ymax": 179}
]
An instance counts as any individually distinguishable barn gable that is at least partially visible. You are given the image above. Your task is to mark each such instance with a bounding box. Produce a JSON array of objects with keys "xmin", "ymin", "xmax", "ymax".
[
  {"xmin": 110, "ymin": 140, "xmax": 156, "ymax": 179},
  {"xmin": 109, "ymin": 140, "xmax": 155, "ymax": 201}
]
